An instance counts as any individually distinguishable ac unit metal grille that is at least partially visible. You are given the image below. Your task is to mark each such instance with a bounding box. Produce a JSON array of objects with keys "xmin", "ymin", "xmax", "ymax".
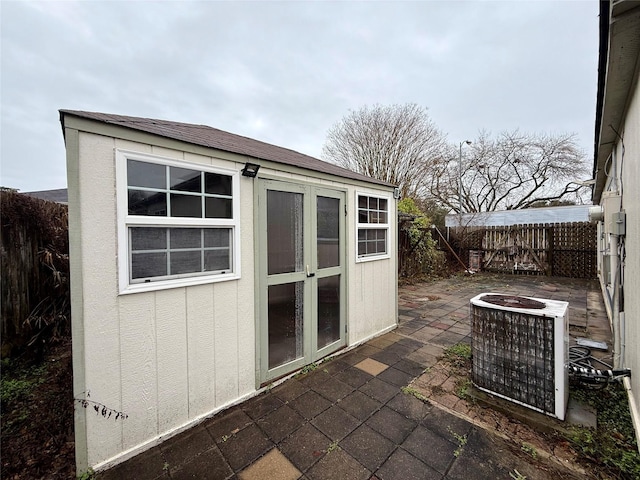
[{"xmin": 471, "ymin": 305, "xmax": 556, "ymax": 414}]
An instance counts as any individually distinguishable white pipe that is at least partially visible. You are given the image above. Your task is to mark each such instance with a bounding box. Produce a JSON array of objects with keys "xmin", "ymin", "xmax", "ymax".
[
  {"xmin": 610, "ymin": 234, "xmax": 621, "ymax": 368},
  {"xmin": 620, "ymin": 311, "xmax": 626, "ymax": 369}
]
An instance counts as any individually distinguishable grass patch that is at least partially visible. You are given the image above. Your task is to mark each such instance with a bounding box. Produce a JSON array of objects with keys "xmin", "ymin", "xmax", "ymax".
[
  {"xmin": 443, "ymin": 343, "xmax": 472, "ymax": 369},
  {"xmin": 401, "ymin": 385, "xmax": 429, "ymax": 402},
  {"xmin": 521, "ymin": 443, "xmax": 537, "ymax": 459},
  {"xmin": 568, "ymin": 383, "xmax": 640, "ymax": 478},
  {"xmin": 1, "ymin": 362, "xmax": 47, "ymax": 405},
  {"xmin": 1, "ymin": 339, "xmax": 75, "ymax": 478},
  {"xmin": 444, "ymin": 343, "xmax": 472, "ymax": 362}
]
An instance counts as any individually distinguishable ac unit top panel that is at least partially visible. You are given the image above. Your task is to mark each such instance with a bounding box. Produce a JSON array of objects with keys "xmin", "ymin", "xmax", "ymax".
[{"xmin": 470, "ymin": 293, "xmax": 568, "ymax": 318}]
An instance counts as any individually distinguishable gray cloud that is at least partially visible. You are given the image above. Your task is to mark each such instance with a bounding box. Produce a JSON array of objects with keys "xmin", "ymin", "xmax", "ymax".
[{"xmin": 1, "ymin": 1, "xmax": 598, "ymax": 191}]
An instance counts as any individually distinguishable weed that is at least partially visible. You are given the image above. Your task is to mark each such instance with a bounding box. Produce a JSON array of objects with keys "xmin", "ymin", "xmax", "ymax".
[
  {"xmin": 401, "ymin": 385, "xmax": 429, "ymax": 402},
  {"xmin": 297, "ymin": 363, "xmax": 319, "ymax": 376},
  {"xmin": 444, "ymin": 343, "xmax": 472, "ymax": 363},
  {"xmin": 521, "ymin": 443, "xmax": 537, "ymax": 458},
  {"xmin": 163, "ymin": 462, "xmax": 169, "ymax": 472},
  {"xmin": 509, "ymin": 470, "xmax": 526, "ymax": 480},
  {"xmin": 567, "ymin": 383, "xmax": 640, "ymax": 478},
  {"xmin": 448, "ymin": 427, "xmax": 467, "ymax": 458},
  {"xmin": 455, "ymin": 379, "xmax": 472, "ymax": 400},
  {"xmin": 77, "ymin": 468, "xmax": 95, "ymax": 480},
  {"xmin": 1, "ymin": 363, "xmax": 47, "ymax": 404},
  {"xmin": 327, "ymin": 440, "xmax": 339, "ymax": 453},
  {"xmin": 221, "ymin": 434, "xmax": 230, "ymax": 442}
]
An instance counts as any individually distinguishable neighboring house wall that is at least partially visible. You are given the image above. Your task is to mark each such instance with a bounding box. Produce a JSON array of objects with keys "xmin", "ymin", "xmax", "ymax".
[
  {"xmin": 64, "ymin": 119, "xmax": 397, "ymax": 472},
  {"xmin": 593, "ymin": 0, "xmax": 640, "ymax": 445}
]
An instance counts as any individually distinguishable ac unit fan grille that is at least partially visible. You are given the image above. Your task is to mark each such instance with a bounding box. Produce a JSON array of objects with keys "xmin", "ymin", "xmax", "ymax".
[{"xmin": 472, "ymin": 305, "xmax": 555, "ymax": 414}]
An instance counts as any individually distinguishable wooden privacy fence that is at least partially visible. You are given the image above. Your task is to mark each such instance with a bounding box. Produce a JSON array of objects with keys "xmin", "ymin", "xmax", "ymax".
[
  {"xmin": 449, "ymin": 222, "xmax": 597, "ymax": 279},
  {"xmin": 0, "ymin": 190, "xmax": 70, "ymax": 356}
]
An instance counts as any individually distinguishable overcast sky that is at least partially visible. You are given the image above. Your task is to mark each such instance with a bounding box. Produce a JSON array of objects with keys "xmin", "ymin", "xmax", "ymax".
[{"xmin": 1, "ymin": 0, "xmax": 599, "ymax": 192}]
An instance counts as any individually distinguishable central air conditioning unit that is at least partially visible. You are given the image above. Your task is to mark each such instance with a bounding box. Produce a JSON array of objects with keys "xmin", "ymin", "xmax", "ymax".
[{"xmin": 470, "ymin": 293, "xmax": 569, "ymax": 420}]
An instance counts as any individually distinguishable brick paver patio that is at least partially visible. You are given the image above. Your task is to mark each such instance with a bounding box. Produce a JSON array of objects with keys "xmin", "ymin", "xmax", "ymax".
[{"xmin": 98, "ymin": 273, "xmax": 608, "ymax": 480}]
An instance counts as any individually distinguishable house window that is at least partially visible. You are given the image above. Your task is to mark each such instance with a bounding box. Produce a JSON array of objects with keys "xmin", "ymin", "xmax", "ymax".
[
  {"xmin": 356, "ymin": 193, "xmax": 390, "ymax": 261},
  {"xmin": 117, "ymin": 151, "xmax": 240, "ymax": 293}
]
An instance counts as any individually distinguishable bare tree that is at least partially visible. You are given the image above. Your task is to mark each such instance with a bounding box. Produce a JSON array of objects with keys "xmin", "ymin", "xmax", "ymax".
[
  {"xmin": 426, "ymin": 130, "xmax": 591, "ymax": 213},
  {"xmin": 322, "ymin": 104, "xmax": 448, "ymax": 198}
]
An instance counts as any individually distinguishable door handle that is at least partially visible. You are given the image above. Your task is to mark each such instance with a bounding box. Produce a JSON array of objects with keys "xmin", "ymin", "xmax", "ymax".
[{"xmin": 306, "ymin": 265, "xmax": 315, "ymax": 278}]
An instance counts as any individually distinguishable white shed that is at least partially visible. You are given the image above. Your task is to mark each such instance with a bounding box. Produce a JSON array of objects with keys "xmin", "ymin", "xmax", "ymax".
[{"xmin": 60, "ymin": 110, "xmax": 398, "ymax": 473}]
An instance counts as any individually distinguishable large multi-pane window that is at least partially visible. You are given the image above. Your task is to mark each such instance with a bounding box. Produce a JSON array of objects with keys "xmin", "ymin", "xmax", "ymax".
[
  {"xmin": 356, "ymin": 193, "xmax": 390, "ymax": 261},
  {"xmin": 117, "ymin": 151, "xmax": 239, "ymax": 293}
]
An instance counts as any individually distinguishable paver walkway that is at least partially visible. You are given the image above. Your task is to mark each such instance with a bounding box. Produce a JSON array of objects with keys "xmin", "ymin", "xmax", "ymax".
[{"xmin": 98, "ymin": 273, "xmax": 609, "ymax": 480}]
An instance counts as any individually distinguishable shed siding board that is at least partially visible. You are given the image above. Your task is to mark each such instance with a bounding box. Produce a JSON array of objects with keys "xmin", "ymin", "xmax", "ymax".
[
  {"xmin": 66, "ymin": 122, "xmax": 397, "ymax": 471},
  {"xmin": 77, "ymin": 132, "xmax": 123, "ymax": 465},
  {"xmin": 155, "ymin": 288, "xmax": 189, "ymax": 433},
  {"xmin": 238, "ymin": 180, "xmax": 256, "ymax": 395},
  {"xmin": 66, "ymin": 127, "xmax": 89, "ymax": 471},
  {"xmin": 186, "ymin": 284, "xmax": 216, "ymax": 418},
  {"xmin": 214, "ymin": 281, "xmax": 240, "ymax": 405},
  {"xmin": 115, "ymin": 138, "xmax": 152, "ymax": 154},
  {"xmin": 150, "ymin": 145, "xmax": 184, "ymax": 161},
  {"xmin": 119, "ymin": 293, "xmax": 158, "ymax": 449}
]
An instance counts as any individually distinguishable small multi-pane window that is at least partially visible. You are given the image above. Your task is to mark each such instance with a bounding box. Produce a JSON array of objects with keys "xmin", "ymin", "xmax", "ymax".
[
  {"xmin": 118, "ymin": 151, "xmax": 239, "ymax": 292},
  {"xmin": 356, "ymin": 194, "xmax": 389, "ymax": 260}
]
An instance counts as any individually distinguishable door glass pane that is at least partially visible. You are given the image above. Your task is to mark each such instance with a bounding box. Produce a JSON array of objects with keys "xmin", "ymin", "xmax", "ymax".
[
  {"xmin": 268, "ymin": 282, "xmax": 304, "ymax": 369},
  {"xmin": 267, "ymin": 190, "xmax": 303, "ymax": 275},
  {"xmin": 317, "ymin": 275, "xmax": 340, "ymax": 350},
  {"xmin": 317, "ymin": 196, "xmax": 340, "ymax": 268}
]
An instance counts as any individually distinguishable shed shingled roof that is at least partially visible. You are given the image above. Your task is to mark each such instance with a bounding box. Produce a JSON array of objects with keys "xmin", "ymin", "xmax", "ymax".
[{"xmin": 59, "ymin": 110, "xmax": 394, "ymax": 188}]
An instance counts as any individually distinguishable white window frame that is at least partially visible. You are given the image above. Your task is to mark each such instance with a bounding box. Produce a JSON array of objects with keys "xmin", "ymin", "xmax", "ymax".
[
  {"xmin": 116, "ymin": 149, "xmax": 241, "ymax": 294},
  {"xmin": 355, "ymin": 191, "xmax": 391, "ymax": 263}
]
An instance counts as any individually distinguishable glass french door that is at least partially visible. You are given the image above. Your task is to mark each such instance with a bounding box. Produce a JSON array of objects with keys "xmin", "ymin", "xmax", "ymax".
[{"xmin": 258, "ymin": 180, "xmax": 346, "ymax": 382}]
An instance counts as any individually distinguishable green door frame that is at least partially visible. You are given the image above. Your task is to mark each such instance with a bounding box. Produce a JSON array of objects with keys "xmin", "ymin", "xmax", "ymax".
[{"xmin": 255, "ymin": 178, "xmax": 346, "ymax": 384}]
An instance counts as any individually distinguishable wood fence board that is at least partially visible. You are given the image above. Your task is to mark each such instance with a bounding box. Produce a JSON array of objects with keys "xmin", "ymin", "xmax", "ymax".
[{"xmin": 449, "ymin": 221, "xmax": 596, "ymax": 279}]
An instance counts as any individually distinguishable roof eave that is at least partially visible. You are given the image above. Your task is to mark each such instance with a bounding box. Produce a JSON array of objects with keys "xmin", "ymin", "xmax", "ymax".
[{"xmin": 593, "ymin": 0, "xmax": 640, "ymax": 203}]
